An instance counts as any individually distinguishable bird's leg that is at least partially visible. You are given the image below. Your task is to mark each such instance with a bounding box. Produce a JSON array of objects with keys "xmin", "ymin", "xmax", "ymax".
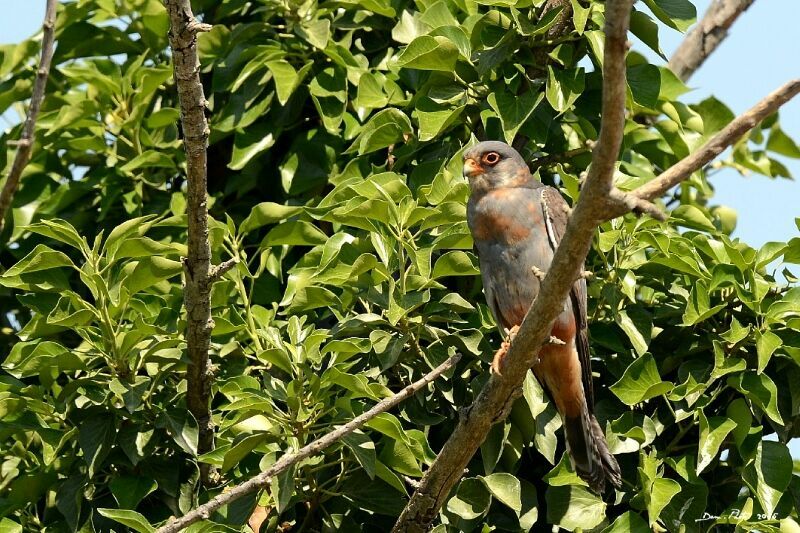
[{"xmin": 491, "ymin": 325, "xmax": 520, "ymax": 376}]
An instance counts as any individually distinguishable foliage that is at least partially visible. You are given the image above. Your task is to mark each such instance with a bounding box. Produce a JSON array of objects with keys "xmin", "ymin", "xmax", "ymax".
[{"xmin": 1, "ymin": 0, "xmax": 800, "ymax": 531}]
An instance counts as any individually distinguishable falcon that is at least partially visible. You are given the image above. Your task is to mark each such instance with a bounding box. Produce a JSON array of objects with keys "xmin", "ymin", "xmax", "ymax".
[{"xmin": 464, "ymin": 140, "xmax": 621, "ymax": 492}]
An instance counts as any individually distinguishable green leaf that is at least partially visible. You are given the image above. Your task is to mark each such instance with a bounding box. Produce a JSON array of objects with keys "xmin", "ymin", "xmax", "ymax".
[
  {"xmin": 629, "ymin": 10, "xmax": 665, "ymax": 59},
  {"xmin": 728, "ymin": 371, "xmax": 784, "ymax": 425},
  {"xmin": 546, "ymin": 67, "xmax": 585, "ymax": 113},
  {"xmin": 646, "ymin": 478, "xmax": 680, "ymax": 527},
  {"xmin": 432, "ymin": 251, "xmax": 479, "ymax": 278},
  {"xmin": 395, "ymin": 35, "xmax": 458, "ymax": 71},
  {"xmin": 229, "ymin": 125, "xmax": 276, "ymax": 170},
  {"xmin": 3, "ymin": 341, "xmax": 85, "ymax": 378},
  {"xmin": 697, "ymin": 411, "xmax": 736, "ymax": 474},
  {"xmin": 297, "ymin": 18, "xmax": 330, "ymax": 49},
  {"xmin": 767, "ymin": 126, "xmax": 800, "ymax": 158},
  {"xmin": 349, "ymin": 108, "xmax": 413, "ymax": 155},
  {"xmin": 602, "ymin": 511, "xmax": 650, "ymax": 533},
  {"xmin": 755, "ymin": 330, "xmax": 782, "ymax": 374},
  {"xmin": 145, "ymin": 107, "xmax": 180, "ymax": 128},
  {"xmin": 546, "ymin": 485, "xmax": 606, "ymax": 531},
  {"xmin": 78, "ymin": 414, "xmax": 116, "ymax": 478},
  {"xmin": 616, "ymin": 309, "xmax": 651, "ymax": 355},
  {"xmin": 0, "ymin": 519, "xmax": 22, "ymax": 533},
  {"xmin": 482, "ymin": 473, "xmax": 521, "ymax": 512},
  {"xmin": 120, "ymin": 150, "xmax": 175, "ymax": 173},
  {"xmin": 97, "ymin": 509, "xmax": 154, "ymax": 533},
  {"xmin": 266, "ymin": 60, "xmax": 310, "ymax": 105},
  {"xmin": 162, "ymin": 411, "xmax": 199, "ymax": 456},
  {"xmin": 413, "ymin": 98, "xmax": 465, "ymax": 142},
  {"xmin": 742, "ymin": 441, "xmax": 792, "ymax": 517},
  {"xmin": 1, "ymin": 244, "xmax": 74, "ymax": 278},
  {"xmin": 343, "ymin": 430, "xmax": 377, "ymax": 479},
  {"xmin": 672, "ymin": 205, "xmax": 717, "ymax": 232},
  {"xmin": 447, "ymin": 477, "xmax": 491, "ymax": 520},
  {"xmin": 263, "ymin": 220, "xmax": 327, "ymax": 247},
  {"xmin": 487, "ymin": 90, "xmax": 544, "ymax": 144},
  {"xmin": 642, "ymin": 0, "xmax": 697, "ymax": 32},
  {"xmin": 627, "ymin": 64, "xmax": 661, "ymax": 109},
  {"xmin": 610, "ymin": 353, "xmax": 672, "ymax": 406},
  {"xmin": 110, "ymin": 476, "xmax": 157, "ymax": 509},
  {"xmin": 239, "ymin": 202, "xmax": 304, "ymax": 235}
]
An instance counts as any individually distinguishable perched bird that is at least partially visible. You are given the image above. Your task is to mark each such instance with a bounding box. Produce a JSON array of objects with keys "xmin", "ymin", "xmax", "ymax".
[{"xmin": 464, "ymin": 140, "xmax": 621, "ymax": 492}]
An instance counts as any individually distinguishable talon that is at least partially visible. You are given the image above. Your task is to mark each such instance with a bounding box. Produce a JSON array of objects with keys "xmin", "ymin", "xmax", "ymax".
[
  {"xmin": 531, "ymin": 266, "xmax": 547, "ymax": 280},
  {"xmin": 491, "ymin": 325, "xmax": 520, "ymax": 375},
  {"xmin": 547, "ymin": 335, "xmax": 566, "ymax": 346}
]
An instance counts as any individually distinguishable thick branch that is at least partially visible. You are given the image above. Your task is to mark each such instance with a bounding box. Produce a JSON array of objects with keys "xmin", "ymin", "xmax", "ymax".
[
  {"xmin": 628, "ymin": 79, "xmax": 800, "ymax": 206},
  {"xmin": 155, "ymin": 354, "xmax": 461, "ymax": 533},
  {"xmin": 163, "ymin": 0, "xmax": 215, "ymax": 484},
  {"xmin": 0, "ymin": 0, "xmax": 58, "ymax": 235},
  {"xmin": 391, "ymin": 2, "xmax": 635, "ymax": 531},
  {"xmin": 668, "ymin": 0, "xmax": 755, "ymax": 82}
]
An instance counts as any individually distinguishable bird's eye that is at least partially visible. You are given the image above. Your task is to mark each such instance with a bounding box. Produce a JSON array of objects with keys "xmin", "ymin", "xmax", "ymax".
[{"xmin": 482, "ymin": 152, "xmax": 500, "ymax": 165}]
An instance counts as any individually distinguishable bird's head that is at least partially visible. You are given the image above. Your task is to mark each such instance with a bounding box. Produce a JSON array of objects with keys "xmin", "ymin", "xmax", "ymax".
[{"xmin": 463, "ymin": 141, "xmax": 534, "ymax": 193}]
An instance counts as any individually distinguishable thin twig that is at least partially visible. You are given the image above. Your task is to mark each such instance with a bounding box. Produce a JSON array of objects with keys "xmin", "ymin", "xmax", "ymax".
[
  {"xmin": 0, "ymin": 0, "xmax": 58, "ymax": 235},
  {"xmin": 155, "ymin": 354, "xmax": 461, "ymax": 533},
  {"xmin": 163, "ymin": 0, "xmax": 216, "ymax": 485},
  {"xmin": 668, "ymin": 0, "xmax": 756, "ymax": 82},
  {"xmin": 208, "ymin": 258, "xmax": 238, "ymax": 283}
]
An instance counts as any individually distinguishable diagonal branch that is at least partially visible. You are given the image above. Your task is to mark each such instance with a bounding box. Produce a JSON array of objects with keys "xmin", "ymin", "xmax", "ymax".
[
  {"xmin": 392, "ymin": 9, "xmax": 800, "ymax": 533},
  {"xmin": 155, "ymin": 354, "xmax": 462, "ymax": 533},
  {"xmin": 392, "ymin": 1, "xmax": 636, "ymax": 530},
  {"xmin": 163, "ymin": 0, "xmax": 217, "ymax": 485},
  {"xmin": 0, "ymin": 0, "xmax": 58, "ymax": 235},
  {"xmin": 668, "ymin": 0, "xmax": 756, "ymax": 82},
  {"xmin": 627, "ymin": 79, "xmax": 800, "ymax": 205}
]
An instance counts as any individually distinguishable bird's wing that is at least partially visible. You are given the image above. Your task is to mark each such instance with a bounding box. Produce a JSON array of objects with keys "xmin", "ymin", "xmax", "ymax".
[{"xmin": 540, "ymin": 186, "xmax": 594, "ymax": 409}]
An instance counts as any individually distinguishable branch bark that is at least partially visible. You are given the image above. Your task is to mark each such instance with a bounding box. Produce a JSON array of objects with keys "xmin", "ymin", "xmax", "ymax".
[
  {"xmin": 163, "ymin": 0, "xmax": 216, "ymax": 485},
  {"xmin": 0, "ymin": 0, "xmax": 58, "ymax": 235},
  {"xmin": 624, "ymin": 79, "xmax": 800, "ymax": 210},
  {"xmin": 668, "ymin": 0, "xmax": 756, "ymax": 82},
  {"xmin": 155, "ymin": 354, "xmax": 461, "ymax": 533}
]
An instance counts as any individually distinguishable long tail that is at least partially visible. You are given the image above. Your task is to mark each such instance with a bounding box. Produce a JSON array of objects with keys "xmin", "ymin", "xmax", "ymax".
[{"xmin": 562, "ymin": 410, "xmax": 622, "ymax": 492}]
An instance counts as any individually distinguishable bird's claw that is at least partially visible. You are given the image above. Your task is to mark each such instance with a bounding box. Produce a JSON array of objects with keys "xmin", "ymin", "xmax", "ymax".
[{"xmin": 491, "ymin": 325, "xmax": 520, "ymax": 375}]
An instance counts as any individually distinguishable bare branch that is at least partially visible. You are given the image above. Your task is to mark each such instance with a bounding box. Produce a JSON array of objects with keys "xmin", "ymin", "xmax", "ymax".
[
  {"xmin": 208, "ymin": 258, "xmax": 238, "ymax": 283},
  {"xmin": 392, "ymin": 2, "xmax": 636, "ymax": 530},
  {"xmin": 155, "ymin": 354, "xmax": 461, "ymax": 533},
  {"xmin": 607, "ymin": 188, "xmax": 667, "ymax": 221},
  {"xmin": 629, "ymin": 79, "xmax": 800, "ymax": 206},
  {"xmin": 163, "ymin": 0, "xmax": 216, "ymax": 485},
  {"xmin": 0, "ymin": 0, "xmax": 58, "ymax": 235},
  {"xmin": 668, "ymin": 0, "xmax": 756, "ymax": 82}
]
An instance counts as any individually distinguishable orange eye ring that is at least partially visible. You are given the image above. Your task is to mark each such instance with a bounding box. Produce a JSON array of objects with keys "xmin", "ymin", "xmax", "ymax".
[{"xmin": 482, "ymin": 152, "xmax": 500, "ymax": 165}]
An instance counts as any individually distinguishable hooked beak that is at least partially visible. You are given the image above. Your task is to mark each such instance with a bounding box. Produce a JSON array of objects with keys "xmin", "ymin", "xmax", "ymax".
[{"xmin": 463, "ymin": 157, "xmax": 483, "ymax": 178}]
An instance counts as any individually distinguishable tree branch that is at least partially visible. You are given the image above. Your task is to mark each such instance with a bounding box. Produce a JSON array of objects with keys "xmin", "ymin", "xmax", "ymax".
[
  {"xmin": 668, "ymin": 0, "xmax": 756, "ymax": 82},
  {"xmin": 163, "ymin": 0, "xmax": 217, "ymax": 485},
  {"xmin": 627, "ymin": 79, "xmax": 800, "ymax": 207},
  {"xmin": 0, "ymin": 0, "xmax": 58, "ymax": 235},
  {"xmin": 155, "ymin": 354, "xmax": 461, "ymax": 533},
  {"xmin": 392, "ymin": 1, "xmax": 636, "ymax": 530}
]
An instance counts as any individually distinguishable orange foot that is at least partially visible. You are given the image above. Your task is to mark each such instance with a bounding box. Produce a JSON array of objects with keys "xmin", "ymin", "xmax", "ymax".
[{"xmin": 491, "ymin": 325, "xmax": 520, "ymax": 376}]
